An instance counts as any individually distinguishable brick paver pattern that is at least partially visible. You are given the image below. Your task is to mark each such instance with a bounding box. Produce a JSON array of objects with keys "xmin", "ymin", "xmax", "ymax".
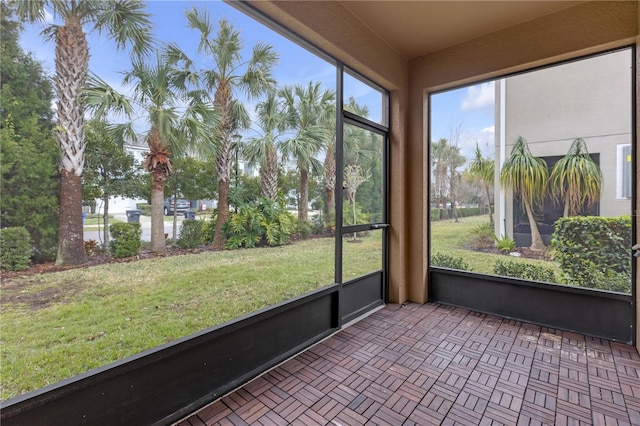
[{"xmin": 178, "ymin": 303, "xmax": 640, "ymax": 426}]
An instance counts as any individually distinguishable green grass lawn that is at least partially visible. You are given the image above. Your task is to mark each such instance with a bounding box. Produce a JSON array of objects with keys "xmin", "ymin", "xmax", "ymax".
[
  {"xmin": 430, "ymin": 215, "xmax": 560, "ymax": 275},
  {"xmin": 82, "ymin": 215, "xmax": 123, "ymax": 229},
  {"xmin": 1, "ymin": 235, "xmax": 383, "ymax": 400}
]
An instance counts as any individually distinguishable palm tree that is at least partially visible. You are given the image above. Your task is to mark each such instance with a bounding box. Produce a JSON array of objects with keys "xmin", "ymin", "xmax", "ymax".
[
  {"xmin": 87, "ymin": 53, "xmax": 212, "ymax": 254},
  {"xmin": 445, "ymin": 143, "xmax": 465, "ymax": 222},
  {"xmin": 323, "ymin": 129, "xmax": 337, "ymax": 224},
  {"xmin": 343, "ymin": 97, "xmax": 372, "ymax": 167},
  {"xmin": 431, "ymin": 138, "xmax": 450, "ymax": 213},
  {"xmin": 14, "ymin": 0, "xmax": 152, "ymax": 265},
  {"xmin": 500, "ymin": 136, "xmax": 549, "ymax": 251},
  {"xmin": 185, "ymin": 9, "xmax": 278, "ymax": 248},
  {"xmin": 281, "ymin": 82, "xmax": 335, "ymax": 222},
  {"xmin": 469, "ymin": 143, "xmax": 495, "ymax": 224},
  {"xmin": 320, "ymin": 101, "xmax": 339, "ymax": 225},
  {"xmin": 243, "ymin": 91, "xmax": 291, "ymax": 199},
  {"xmin": 549, "ymin": 138, "xmax": 603, "ymax": 217}
]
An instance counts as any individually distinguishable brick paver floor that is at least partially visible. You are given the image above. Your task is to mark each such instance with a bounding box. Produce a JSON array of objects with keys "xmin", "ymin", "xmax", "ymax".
[{"xmin": 177, "ymin": 303, "xmax": 640, "ymax": 425}]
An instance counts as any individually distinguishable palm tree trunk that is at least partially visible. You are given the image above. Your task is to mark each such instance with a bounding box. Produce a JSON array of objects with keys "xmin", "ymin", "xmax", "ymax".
[
  {"xmin": 484, "ymin": 184, "xmax": 493, "ymax": 225},
  {"xmin": 213, "ymin": 84, "xmax": 232, "ymax": 249},
  {"xmin": 261, "ymin": 143, "xmax": 278, "ymax": 199},
  {"xmin": 299, "ymin": 167, "xmax": 309, "ymax": 222},
  {"xmin": 56, "ymin": 170, "xmax": 87, "ymax": 265},
  {"xmin": 150, "ymin": 170, "xmax": 167, "ymax": 254},
  {"xmin": 54, "ymin": 15, "xmax": 89, "ymax": 265},
  {"xmin": 212, "ymin": 130, "xmax": 231, "ymax": 249},
  {"xmin": 523, "ymin": 198, "xmax": 545, "ymax": 251},
  {"xmin": 214, "ymin": 180, "xmax": 230, "ymax": 248},
  {"xmin": 103, "ymin": 196, "xmax": 110, "ymax": 254}
]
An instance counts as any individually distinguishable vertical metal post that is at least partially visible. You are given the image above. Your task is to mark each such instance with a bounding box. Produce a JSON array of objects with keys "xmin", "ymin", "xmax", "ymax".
[{"xmin": 336, "ymin": 65, "xmax": 344, "ymax": 289}]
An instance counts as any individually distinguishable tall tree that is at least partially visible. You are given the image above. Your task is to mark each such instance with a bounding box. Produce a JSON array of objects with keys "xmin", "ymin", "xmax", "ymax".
[
  {"xmin": 0, "ymin": 4, "xmax": 59, "ymax": 262},
  {"xmin": 281, "ymin": 82, "xmax": 334, "ymax": 222},
  {"xmin": 243, "ymin": 91, "xmax": 291, "ymax": 199},
  {"xmin": 446, "ymin": 143, "xmax": 465, "ymax": 222},
  {"xmin": 13, "ymin": 0, "xmax": 152, "ymax": 265},
  {"xmin": 82, "ymin": 118, "xmax": 140, "ymax": 250},
  {"xmin": 431, "ymin": 138, "xmax": 450, "ymax": 213},
  {"xmin": 86, "ymin": 52, "xmax": 211, "ymax": 254},
  {"xmin": 185, "ymin": 9, "xmax": 278, "ymax": 248},
  {"xmin": 549, "ymin": 138, "xmax": 602, "ymax": 217},
  {"xmin": 323, "ymin": 129, "xmax": 337, "ymax": 225},
  {"xmin": 343, "ymin": 163, "xmax": 370, "ymax": 238},
  {"xmin": 340, "ymin": 98, "xmax": 383, "ymax": 222},
  {"xmin": 500, "ymin": 136, "xmax": 549, "ymax": 251},
  {"xmin": 469, "ymin": 143, "xmax": 495, "ymax": 224}
]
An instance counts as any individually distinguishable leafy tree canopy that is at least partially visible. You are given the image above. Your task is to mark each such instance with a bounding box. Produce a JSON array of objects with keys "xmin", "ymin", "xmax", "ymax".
[{"xmin": 1, "ymin": 5, "xmax": 59, "ymax": 261}]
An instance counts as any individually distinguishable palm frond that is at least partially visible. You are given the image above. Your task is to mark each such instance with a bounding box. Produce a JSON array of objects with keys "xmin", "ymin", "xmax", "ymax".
[
  {"xmin": 84, "ymin": 73, "xmax": 132, "ymax": 118},
  {"xmin": 12, "ymin": 0, "xmax": 48, "ymax": 22},
  {"xmin": 185, "ymin": 7, "xmax": 212, "ymax": 42},
  {"xmin": 500, "ymin": 136, "xmax": 548, "ymax": 208},
  {"xmin": 549, "ymin": 138, "xmax": 602, "ymax": 215},
  {"xmin": 226, "ymin": 99, "xmax": 248, "ymax": 130},
  {"xmin": 94, "ymin": 0, "xmax": 154, "ymax": 56}
]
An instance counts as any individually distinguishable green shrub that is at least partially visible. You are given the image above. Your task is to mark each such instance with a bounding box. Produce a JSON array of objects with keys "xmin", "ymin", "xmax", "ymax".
[
  {"xmin": 135, "ymin": 203, "xmax": 151, "ymax": 216},
  {"xmin": 110, "ymin": 223, "xmax": 142, "ymax": 258},
  {"xmin": 471, "ymin": 223, "xmax": 495, "ymax": 249},
  {"xmin": 177, "ymin": 220, "xmax": 204, "ymax": 249},
  {"xmin": 456, "ymin": 207, "xmax": 481, "ymax": 218},
  {"xmin": 0, "ymin": 227, "xmax": 32, "ymax": 271},
  {"xmin": 343, "ymin": 202, "xmax": 370, "ymax": 226},
  {"xmin": 430, "ymin": 252, "xmax": 470, "ymax": 270},
  {"xmin": 311, "ymin": 213, "xmax": 328, "ymax": 235},
  {"xmin": 494, "ymin": 236, "xmax": 516, "ymax": 253},
  {"xmin": 552, "ymin": 216, "xmax": 631, "ymax": 290},
  {"xmin": 223, "ymin": 197, "xmax": 296, "ymax": 249},
  {"xmin": 559, "ymin": 259, "xmax": 631, "ymax": 293},
  {"xmin": 296, "ymin": 220, "xmax": 313, "ymax": 239},
  {"xmin": 201, "ymin": 210, "xmax": 218, "ymax": 244},
  {"xmin": 594, "ymin": 270, "xmax": 632, "ymax": 293},
  {"xmin": 431, "ymin": 208, "xmax": 483, "ymax": 221},
  {"xmin": 493, "ymin": 259, "xmax": 555, "ymax": 282}
]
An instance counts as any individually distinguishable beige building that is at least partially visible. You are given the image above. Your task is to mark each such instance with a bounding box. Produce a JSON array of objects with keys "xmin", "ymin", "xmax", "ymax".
[{"xmin": 494, "ymin": 48, "xmax": 633, "ymax": 239}]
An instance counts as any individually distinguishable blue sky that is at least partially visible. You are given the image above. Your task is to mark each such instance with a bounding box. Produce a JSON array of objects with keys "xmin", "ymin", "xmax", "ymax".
[
  {"xmin": 18, "ymin": 0, "xmax": 494, "ymax": 163},
  {"xmin": 431, "ymin": 82, "xmax": 496, "ymax": 161}
]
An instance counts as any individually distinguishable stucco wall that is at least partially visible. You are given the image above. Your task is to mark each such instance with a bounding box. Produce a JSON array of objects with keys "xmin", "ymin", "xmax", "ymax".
[{"xmin": 498, "ymin": 49, "xmax": 633, "ymax": 220}]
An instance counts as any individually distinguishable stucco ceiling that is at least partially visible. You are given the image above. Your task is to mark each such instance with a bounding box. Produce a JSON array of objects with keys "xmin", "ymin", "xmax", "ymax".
[{"xmin": 337, "ymin": 1, "xmax": 586, "ymax": 59}]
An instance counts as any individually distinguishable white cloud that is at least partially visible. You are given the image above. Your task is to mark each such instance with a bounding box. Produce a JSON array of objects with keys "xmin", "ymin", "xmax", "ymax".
[
  {"xmin": 43, "ymin": 9, "xmax": 54, "ymax": 24},
  {"xmin": 461, "ymin": 82, "xmax": 494, "ymax": 111},
  {"xmin": 481, "ymin": 125, "xmax": 495, "ymax": 133},
  {"xmin": 457, "ymin": 131, "xmax": 495, "ymax": 161}
]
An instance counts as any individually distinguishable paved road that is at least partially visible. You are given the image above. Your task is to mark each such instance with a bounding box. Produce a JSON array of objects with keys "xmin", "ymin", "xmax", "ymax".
[{"xmin": 83, "ymin": 214, "xmax": 185, "ymax": 244}]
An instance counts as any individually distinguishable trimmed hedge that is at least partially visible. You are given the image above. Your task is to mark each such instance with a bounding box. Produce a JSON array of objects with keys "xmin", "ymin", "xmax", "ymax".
[
  {"xmin": 552, "ymin": 215, "xmax": 631, "ymax": 290},
  {"xmin": 0, "ymin": 227, "xmax": 32, "ymax": 271},
  {"xmin": 493, "ymin": 259, "xmax": 555, "ymax": 282},
  {"xmin": 431, "ymin": 207, "xmax": 482, "ymax": 221},
  {"xmin": 431, "ymin": 252, "xmax": 470, "ymax": 270},
  {"xmin": 135, "ymin": 203, "xmax": 151, "ymax": 216}
]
